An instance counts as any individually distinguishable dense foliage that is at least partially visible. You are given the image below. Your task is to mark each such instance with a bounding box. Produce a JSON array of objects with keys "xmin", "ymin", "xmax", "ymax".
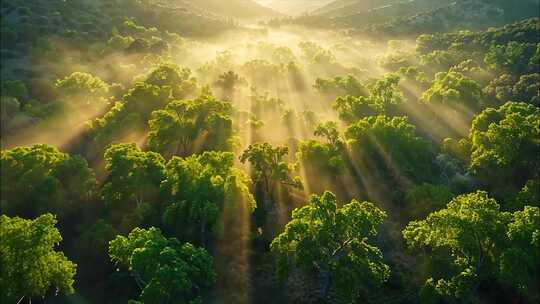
[{"xmin": 1, "ymin": 1, "xmax": 538, "ymax": 303}]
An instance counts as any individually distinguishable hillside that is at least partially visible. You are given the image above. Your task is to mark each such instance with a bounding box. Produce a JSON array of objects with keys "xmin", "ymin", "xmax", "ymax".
[
  {"xmin": 354, "ymin": 0, "xmax": 540, "ymax": 37},
  {"xmin": 267, "ymin": 0, "xmax": 539, "ymax": 38},
  {"xmin": 313, "ymin": 0, "xmax": 391, "ymax": 16},
  {"xmin": 255, "ymin": 0, "xmax": 334, "ymax": 14},
  {"xmin": 193, "ymin": 0, "xmax": 280, "ymax": 19}
]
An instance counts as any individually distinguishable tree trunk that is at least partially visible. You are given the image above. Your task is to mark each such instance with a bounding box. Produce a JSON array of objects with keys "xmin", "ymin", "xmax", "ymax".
[
  {"xmin": 200, "ymin": 220, "xmax": 207, "ymax": 248},
  {"xmin": 321, "ymin": 263, "xmax": 332, "ymax": 300}
]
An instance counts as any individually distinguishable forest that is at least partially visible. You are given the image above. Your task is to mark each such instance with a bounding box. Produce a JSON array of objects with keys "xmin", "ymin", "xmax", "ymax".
[{"xmin": 0, "ymin": 0, "xmax": 539, "ymax": 303}]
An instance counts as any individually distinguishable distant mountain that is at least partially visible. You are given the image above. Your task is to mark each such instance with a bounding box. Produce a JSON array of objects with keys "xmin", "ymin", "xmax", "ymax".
[
  {"xmin": 270, "ymin": 0, "xmax": 539, "ymax": 38},
  {"xmin": 353, "ymin": 0, "xmax": 540, "ymax": 37},
  {"xmin": 312, "ymin": 0, "xmax": 444, "ymax": 18},
  {"xmin": 254, "ymin": 0, "xmax": 334, "ymax": 15},
  {"xmin": 190, "ymin": 0, "xmax": 280, "ymax": 19}
]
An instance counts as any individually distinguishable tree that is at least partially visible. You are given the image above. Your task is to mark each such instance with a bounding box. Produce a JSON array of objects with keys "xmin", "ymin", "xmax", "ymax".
[
  {"xmin": 239, "ymin": 143, "xmax": 302, "ymax": 203},
  {"xmin": 87, "ymin": 81, "xmax": 172, "ymax": 146},
  {"xmin": 55, "ymin": 72, "xmax": 111, "ymax": 107},
  {"xmin": 469, "ymin": 102, "xmax": 539, "ymax": 189},
  {"xmin": 271, "ymin": 191, "xmax": 389, "ymax": 301},
  {"xmin": 1, "ymin": 144, "xmax": 97, "ymax": 219},
  {"xmin": 1, "ymin": 79, "xmax": 29, "ymax": 101},
  {"xmin": 483, "ymin": 74, "xmax": 515, "ymax": 105},
  {"xmin": 420, "ymin": 71, "xmax": 483, "ymax": 108},
  {"xmin": 510, "ymin": 179, "xmax": 540, "ymax": 210},
  {"xmin": 346, "ymin": 115, "xmax": 436, "ymax": 184},
  {"xmin": 420, "ymin": 50, "xmax": 466, "ymax": 71},
  {"xmin": 333, "ymin": 74, "xmax": 404, "ymax": 122},
  {"xmin": 484, "ymin": 42, "xmax": 537, "ymax": 74},
  {"xmin": 314, "ymin": 121, "xmax": 343, "ymax": 148},
  {"xmin": 122, "ymin": 82, "xmax": 172, "ymax": 121},
  {"xmin": 403, "ymin": 191, "xmax": 509, "ymax": 301},
  {"xmin": 314, "ymin": 75, "xmax": 367, "ymax": 98},
  {"xmin": 513, "ymin": 73, "xmax": 539, "ymax": 106},
  {"xmin": 102, "ymin": 143, "xmax": 166, "ymax": 207},
  {"xmin": 0, "ymin": 214, "xmax": 77, "ymax": 303},
  {"xmin": 403, "ymin": 183, "xmax": 454, "ymax": 220},
  {"xmin": 147, "ymin": 93, "xmax": 233, "ymax": 157},
  {"xmin": 499, "ymin": 206, "xmax": 539, "ymax": 302},
  {"xmin": 109, "ymin": 227, "xmax": 216, "ymax": 304},
  {"xmin": 484, "ymin": 73, "xmax": 539, "ymax": 106},
  {"xmin": 160, "ymin": 151, "xmax": 255, "ymax": 245},
  {"xmin": 403, "ymin": 191, "xmax": 540, "ymax": 302},
  {"xmin": 299, "ymin": 41, "xmax": 325, "ymax": 62},
  {"xmin": 142, "ymin": 63, "xmax": 197, "ymax": 99},
  {"xmin": 214, "ymin": 70, "xmax": 245, "ymax": 98},
  {"xmin": 298, "ymin": 121, "xmax": 346, "ymax": 175},
  {"xmin": 241, "ymin": 59, "xmax": 282, "ymax": 88}
]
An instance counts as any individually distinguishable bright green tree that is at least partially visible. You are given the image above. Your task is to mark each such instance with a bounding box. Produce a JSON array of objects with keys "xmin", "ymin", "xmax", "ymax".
[
  {"xmin": 420, "ymin": 71, "xmax": 483, "ymax": 108},
  {"xmin": 298, "ymin": 121, "xmax": 346, "ymax": 175},
  {"xmin": 404, "ymin": 191, "xmax": 539, "ymax": 302},
  {"xmin": 499, "ymin": 206, "xmax": 539, "ymax": 302},
  {"xmin": 469, "ymin": 102, "xmax": 539, "ymax": 188},
  {"xmin": 345, "ymin": 115, "xmax": 436, "ymax": 183},
  {"xmin": 271, "ymin": 191, "xmax": 389, "ymax": 301},
  {"xmin": 314, "ymin": 75, "xmax": 367, "ymax": 98},
  {"xmin": 102, "ymin": 143, "xmax": 166, "ymax": 206},
  {"xmin": 0, "ymin": 214, "xmax": 77, "ymax": 303},
  {"xmin": 240, "ymin": 143, "xmax": 302, "ymax": 203},
  {"xmin": 109, "ymin": 227, "xmax": 216, "ymax": 304},
  {"xmin": 403, "ymin": 191, "xmax": 509, "ymax": 301},
  {"xmin": 55, "ymin": 72, "xmax": 111, "ymax": 107},
  {"xmin": 333, "ymin": 74, "xmax": 404, "ymax": 122},
  {"xmin": 484, "ymin": 42, "xmax": 537, "ymax": 74},
  {"xmin": 161, "ymin": 151, "xmax": 255, "ymax": 245},
  {"xmin": 147, "ymin": 93, "xmax": 233, "ymax": 157},
  {"xmin": 1, "ymin": 144, "xmax": 97, "ymax": 219},
  {"xmin": 142, "ymin": 63, "xmax": 197, "ymax": 99},
  {"xmin": 122, "ymin": 82, "xmax": 172, "ymax": 121}
]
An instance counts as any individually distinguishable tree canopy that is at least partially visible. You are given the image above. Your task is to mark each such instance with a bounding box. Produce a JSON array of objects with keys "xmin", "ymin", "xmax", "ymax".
[
  {"xmin": 0, "ymin": 214, "xmax": 77, "ymax": 303},
  {"xmin": 109, "ymin": 227, "xmax": 216, "ymax": 304},
  {"xmin": 271, "ymin": 191, "xmax": 389, "ymax": 301},
  {"xmin": 346, "ymin": 115, "xmax": 436, "ymax": 184},
  {"xmin": 240, "ymin": 143, "xmax": 302, "ymax": 202},
  {"xmin": 469, "ymin": 102, "xmax": 539, "ymax": 188},
  {"xmin": 148, "ymin": 93, "xmax": 233, "ymax": 157},
  {"xmin": 1, "ymin": 144, "xmax": 97, "ymax": 219},
  {"xmin": 403, "ymin": 191, "xmax": 539, "ymax": 302}
]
